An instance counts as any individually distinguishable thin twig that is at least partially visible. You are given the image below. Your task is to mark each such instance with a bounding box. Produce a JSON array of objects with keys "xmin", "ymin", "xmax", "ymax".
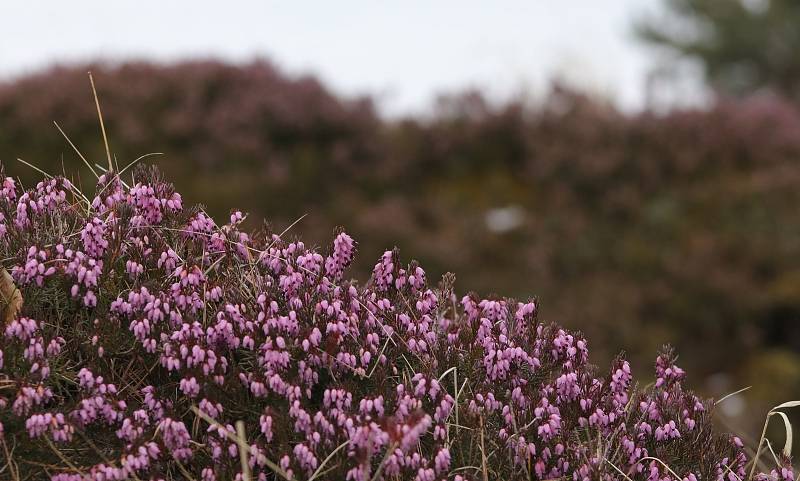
[
  {"xmin": 235, "ymin": 421, "xmax": 252, "ymax": 481},
  {"xmin": 16, "ymin": 157, "xmax": 52, "ymax": 179},
  {"xmin": 88, "ymin": 71, "xmax": 113, "ymax": 173},
  {"xmin": 43, "ymin": 436, "xmax": 83, "ymax": 474},
  {"xmin": 53, "ymin": 122, "xmax": 99, "ymax": 180},
  {"xmin": 308, "ymin": 441, "xmax": 349, "ymax": 481},
  {"xmin": 368, "ymin": 442, "xmax": 398, "ymax": 481},
  {"xmin": 715, "ymin": 386, "xmax": 751, "ymax": 406},
  {"xmin": 0, "ymin": 435, "xmax": 20, "ymax": 481},
  {"xmin": 16, "ymin": 157, "xmax": 91, "ymax": 206},
  {"xmin": 191, "ymin": 406, "xmax": 296, "ymax": 481},
  {"xmin": 479, "ymin": 415, "xmax": 489, "ymax": 481}
]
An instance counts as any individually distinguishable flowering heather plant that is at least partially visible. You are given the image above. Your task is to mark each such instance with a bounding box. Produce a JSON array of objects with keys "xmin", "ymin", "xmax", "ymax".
[{"xmin": 0, "ymin": 164, "xmax": 795, "ymax": 481}]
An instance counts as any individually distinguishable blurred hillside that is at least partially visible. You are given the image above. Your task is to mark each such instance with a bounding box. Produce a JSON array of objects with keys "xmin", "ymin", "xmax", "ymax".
[{"xmin": 1, "ymin": 60, "xmax": 799, "ymax": 434}]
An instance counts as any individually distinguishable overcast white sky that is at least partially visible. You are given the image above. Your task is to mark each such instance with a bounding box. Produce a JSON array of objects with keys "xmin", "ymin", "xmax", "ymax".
[{"xmin": 0, "ymin": 1, "xmax": 704, "ymax": 116}]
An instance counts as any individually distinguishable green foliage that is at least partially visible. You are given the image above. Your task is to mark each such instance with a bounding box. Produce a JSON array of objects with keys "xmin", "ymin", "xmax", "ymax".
[{"xmin": 638, "ymin": 0, "xmax": 800, "ymax": 99}]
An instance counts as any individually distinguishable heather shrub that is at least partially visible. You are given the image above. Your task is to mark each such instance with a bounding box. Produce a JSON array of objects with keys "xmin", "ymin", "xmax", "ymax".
[
  {"xmin": 4, "ymin": 63, "xmax": 800, "ymax": 420},
  {"xmin": 0, "ymin": 165, "xmax": 794, "ymax": 480}
]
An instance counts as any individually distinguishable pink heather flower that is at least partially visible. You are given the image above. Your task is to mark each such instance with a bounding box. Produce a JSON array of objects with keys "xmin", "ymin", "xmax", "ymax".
[
  {"xmin": 324, "ymin": 231, "xmax": 356, "ymax": 281},
  {"xmin": 0, "ymin": 167, "xmax": 761, "ymax": 480},
  {"xmin": 0, "ymin": 176, "xmax": 17, "ymax": 200},
  {"xmin": 179, "ymin": 376, "xmax": 201, "ymax": 398},
  {"xmin": 372, "ymin": 250, "xmax": 396, "ymax": 292},
  {"xmin": 81, "ymin": 217, "xmax": 110, "ymax": 258}
]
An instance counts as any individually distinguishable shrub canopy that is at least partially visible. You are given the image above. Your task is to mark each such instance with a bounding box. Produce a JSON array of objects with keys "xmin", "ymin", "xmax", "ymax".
[
  {"xmin": 0, "ymin": 166, "xmax": 793, "ymax": 480},
  {"xmin": 2, "ymin": 61, "xmax": 800, "ymax": 444}
]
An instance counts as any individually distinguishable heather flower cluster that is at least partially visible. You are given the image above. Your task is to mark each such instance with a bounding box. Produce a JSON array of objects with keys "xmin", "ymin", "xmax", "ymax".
[{"xmin": 0, "ymin": 165, "xmax": 793, "ymax": 480}]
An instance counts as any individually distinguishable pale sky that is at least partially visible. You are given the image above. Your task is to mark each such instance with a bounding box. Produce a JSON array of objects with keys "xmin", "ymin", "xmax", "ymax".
[{"xmin": 0, "ymin": 1, "xmax": 705, "ymax": 116}]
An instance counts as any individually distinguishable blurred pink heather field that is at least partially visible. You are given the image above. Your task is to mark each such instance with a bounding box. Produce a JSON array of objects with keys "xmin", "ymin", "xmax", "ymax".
[{"xmin": 0, "ymin": 165, "xmax": 797, "ymax": 481}]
